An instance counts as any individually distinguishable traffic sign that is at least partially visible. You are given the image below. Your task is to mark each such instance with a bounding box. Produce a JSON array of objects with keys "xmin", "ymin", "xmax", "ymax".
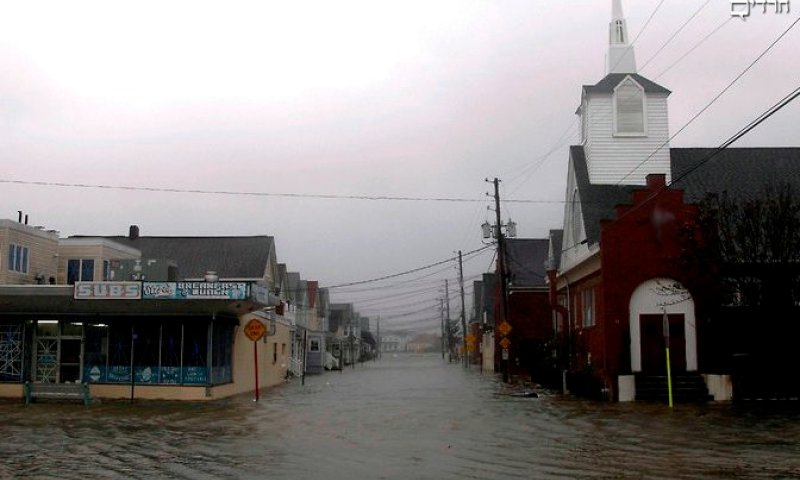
[
  {"xmin": 498, "ymin": 321, "xmax": 512, "ymax": 336},
  {"xmin": 499, "ymin": 337, "xmax": 511, "ymax": 349},
  {"xmin": 502, "ymin": 348, "xmax": 509, "ymax": 360},
  {"xmin": 465, "ymin": 334, "xmax": 477, "ymax": 344},
  {"xmin": 244, "ymin": 318, "xmax": 267, "ymax": 342}
]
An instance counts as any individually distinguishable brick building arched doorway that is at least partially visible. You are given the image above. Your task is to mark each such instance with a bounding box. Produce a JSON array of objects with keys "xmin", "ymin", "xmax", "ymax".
[{"xmin": 629, "ymin": 278, "xmax": 697, "ymax": 373}]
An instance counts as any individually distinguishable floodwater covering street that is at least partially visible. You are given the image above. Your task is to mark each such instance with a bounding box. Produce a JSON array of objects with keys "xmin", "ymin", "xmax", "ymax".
[{"xmin": 2, "ymin": 354, "xmax": 800, "ymax": 479}]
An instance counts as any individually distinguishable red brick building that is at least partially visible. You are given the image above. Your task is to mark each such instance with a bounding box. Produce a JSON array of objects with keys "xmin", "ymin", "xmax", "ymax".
[{"xmin": 547, "ymin": 1, "xmax": 800, "ymax": 402}]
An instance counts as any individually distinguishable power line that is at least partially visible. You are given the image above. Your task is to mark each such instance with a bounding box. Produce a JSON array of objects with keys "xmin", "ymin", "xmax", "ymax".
[
  {"xmin": 328, "ymin": 247, "xmax": 491, "ymax": 292},
  {"xmin": 607, "ymin": 0, "xmax": 666, "ymax": 74},
  {"xmin": 0, "ymin": 178, "xmax": 570, "ymax": 205},
  {"xmin": 342, "ymin": 273, "xmax": 484, "ymax": 308},
  {"xmin": 616, "ymin": 83, "xmax": 800, "ymax": 224},
  {"xmin": 639, "ymin": 0, "xmax": 711, "ymax": 71},
  {"xmin": 617, "ymin": 14, "xmax": 800, "ymax": 185},
  {"xmin": 670, "ymin": 85, "xmax": 800, "ymax": 190},
  {"xmin": 503, "ymin": 117, "xmax": 578, "ymax": 191},
  {"xmin": 326, "ymin": 244, "xmax": 493, "ymax": 289},
  {"xmin": 555, "ymin": 84, "xmax": 800, "ymax": 266},
  {"xmin": 654, "ymin": 17, "xmax": 732, "ymax": 80}
]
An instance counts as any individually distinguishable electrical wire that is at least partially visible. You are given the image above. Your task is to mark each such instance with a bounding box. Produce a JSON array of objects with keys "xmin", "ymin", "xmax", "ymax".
[
  {"xmin": 616, "ymin": 14, "xmax": 800, "ymax": 185},
  {"xmin": 654, "ymin": 17, "xmax": 733, "ymax": 80},
  {"xmin": 639, "ymin": 0, "xmax": 712, "ymax": 72},
  {"xmin": 615, "ymin": 83, "xmax": 800, "ymax": 224},
  {"xmin": 327, "ymin": 244, "xmax": 491, "ymax": 289},
  {"xmin": 0, "ymin": 178, "xmax": 583, "ymax": 205},
  {"xmin": 606, "ymin": 0, "xmax": 666, "ymax": 74}
]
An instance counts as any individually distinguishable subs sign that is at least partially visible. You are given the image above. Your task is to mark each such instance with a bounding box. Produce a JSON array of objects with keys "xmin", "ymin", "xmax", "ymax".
[{"xmin": 74, "ymin": 282, "xmax": 142, "ymax": 300}]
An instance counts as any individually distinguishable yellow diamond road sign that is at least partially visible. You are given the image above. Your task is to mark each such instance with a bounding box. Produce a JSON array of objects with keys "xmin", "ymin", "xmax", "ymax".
[
  {"xmin": 466, "ymin": 334, "xmax": 477, "ymax": 344},
  {"xmin": 244, "ymin": 318, "xmax": 267, "ymax": 342},
  {"xmin": 498, "ymin": 321, "xmax": 512, "ymax": 336},
  {"xmin": 499, "ymin": 337, "xmax": 511, "ymax": 349}
]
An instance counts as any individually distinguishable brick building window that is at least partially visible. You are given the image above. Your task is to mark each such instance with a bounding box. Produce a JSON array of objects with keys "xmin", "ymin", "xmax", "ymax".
[
  {"xmin": 8, "ymin": 244, "xmax": 29, "ymax": 274},
  {"xmin": 582, "ymin": 288, "xmax": 595, "ymax": 328}
]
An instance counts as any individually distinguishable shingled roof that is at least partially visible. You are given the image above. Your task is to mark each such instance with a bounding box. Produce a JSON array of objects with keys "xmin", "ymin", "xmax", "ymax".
[
  {"xmin": 548, "ymin": 229, "xmax": 564, "ymax": 271},
  {"xmin": 583, "ymin": 73, "xmax": 671, "ymax": 95},
  {"xmin": 571, "ymin": 146, "xmax": 636, "ymax": 246},
  {"xmin": 97, "ymin": 235, "xmax": 274, "ymax": 280},
  {"xmin": 571, "ymin": 146, "xmax": 800, "ymax": 246},
  {"xmin": 504, "ymin": 238, "xmax": 549, "ymax": 288},
  {"xmin": 671, "ymin": 147, "xmax": 800, "ymax": 202}
]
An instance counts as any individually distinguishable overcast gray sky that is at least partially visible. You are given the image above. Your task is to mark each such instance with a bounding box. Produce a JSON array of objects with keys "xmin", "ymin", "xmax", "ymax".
[{"xmin": 2, "ymin": 1, "xmax": 798, "ymax": 332}]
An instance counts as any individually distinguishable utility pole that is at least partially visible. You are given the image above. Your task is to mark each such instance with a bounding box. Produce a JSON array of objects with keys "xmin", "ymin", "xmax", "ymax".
[
  {"xmin": 377, "ymin": 316, "xmax": 381, "ymax": 361},
  {"xmin": 440, "ymin": 298, "xmax": 445, "ymax": 360},
  {"xmin": 445, "ymin": 279, "xmax": 452, "ymax": 362},
  {"xmin": 492, "ymin": 177, "xmax": 511, "ymax": 382},
  {"xmin": 458, "ymin": 250, "xmax": 468, "ymax": 369}
]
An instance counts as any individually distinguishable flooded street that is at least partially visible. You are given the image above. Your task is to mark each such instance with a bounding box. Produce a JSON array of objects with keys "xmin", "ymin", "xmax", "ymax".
[{"xmin": 2, "ymin": 354, "xmax": 800, "ymax": 479}]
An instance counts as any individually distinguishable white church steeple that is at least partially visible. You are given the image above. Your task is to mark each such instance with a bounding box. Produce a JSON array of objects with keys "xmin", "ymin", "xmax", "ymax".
[
  {"xmin": 575, "ymin": 0, "xmax": 672, "ymax": 186},
  {"xmin": 607, "ymin": 0, "xmax": 637, "ymax": 74}
]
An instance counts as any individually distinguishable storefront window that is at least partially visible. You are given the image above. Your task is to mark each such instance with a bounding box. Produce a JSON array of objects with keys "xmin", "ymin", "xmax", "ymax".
[
  {"xmin": 0, "ymin": 322, "xmax": 24, "ymax": 382},
  {"xmin": 106, "ymin": 322, "xmax": 132, "ymax": 383},
  {"xmin": 160, "ymin": 323, "xmax": 182, "ymax": 384},
  {"xmin": 83, "ymin": 324, "xmax": 108, "ymax": 383},
  {"xmin": 211, "ymin": 322, "xmax": 233, "ymax": 385},
  {"xmin": 182, "ymin": 322, "xmax": 208, "ymax": 385},
  {"xmin": 134, "ymin": 323, "xmax": 160, "ymax": 384}
]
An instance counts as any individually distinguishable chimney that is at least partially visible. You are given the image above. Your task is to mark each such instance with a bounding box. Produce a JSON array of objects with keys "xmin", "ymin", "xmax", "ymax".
[
  {"xmin": 129, "ymin": 225, "xmax": 140, "ymax": 240},
  {"xmin": 646, "ymin": 173, "xmax": 666, "ymax": 190}
]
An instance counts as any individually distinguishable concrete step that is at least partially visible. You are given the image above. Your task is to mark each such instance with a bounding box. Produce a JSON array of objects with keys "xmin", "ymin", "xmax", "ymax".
[{"xmin": 634, "ymin": 374, "xmax": 712, "ymax": 403}]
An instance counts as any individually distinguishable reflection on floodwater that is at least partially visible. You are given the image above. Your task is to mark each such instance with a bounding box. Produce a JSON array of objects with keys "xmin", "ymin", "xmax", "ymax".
[{"xmin": 2, "ymin": 354, "xmax": 799, "ymax": 479}]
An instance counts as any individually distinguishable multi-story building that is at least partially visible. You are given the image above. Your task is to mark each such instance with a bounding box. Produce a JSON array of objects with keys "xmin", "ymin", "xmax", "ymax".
[{"xmin": 0, "ymin": 216, "xmax": 59, "ymax": 286}]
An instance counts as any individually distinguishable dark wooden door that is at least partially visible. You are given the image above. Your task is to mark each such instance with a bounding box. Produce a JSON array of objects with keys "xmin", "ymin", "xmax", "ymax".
[{"xmin": 640, "ymin": 314, "xmax": 686, "ymax": 373}]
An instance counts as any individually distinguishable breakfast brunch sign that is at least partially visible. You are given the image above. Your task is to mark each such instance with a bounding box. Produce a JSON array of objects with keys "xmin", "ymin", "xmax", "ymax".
[{"xmin": 142, "ymin": 282, "xmax": 250, "ymax": 300}]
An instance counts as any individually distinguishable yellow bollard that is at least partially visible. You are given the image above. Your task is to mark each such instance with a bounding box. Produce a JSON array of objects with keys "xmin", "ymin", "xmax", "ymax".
[{"xmin": 665, "ymin": 346, "xmax": 674, "ymax": 408}]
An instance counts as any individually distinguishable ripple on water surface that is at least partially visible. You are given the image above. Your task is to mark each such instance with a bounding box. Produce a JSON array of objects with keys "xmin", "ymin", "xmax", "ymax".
[{"xmin": 2, "ymin": 355, "xmax": 799, "ymax": 479}]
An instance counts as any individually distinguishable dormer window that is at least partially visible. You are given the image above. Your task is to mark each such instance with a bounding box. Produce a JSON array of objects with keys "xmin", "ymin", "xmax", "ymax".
[{"xmin": 614, "ymin": 77, "xmax": 646, "ymax": 136}]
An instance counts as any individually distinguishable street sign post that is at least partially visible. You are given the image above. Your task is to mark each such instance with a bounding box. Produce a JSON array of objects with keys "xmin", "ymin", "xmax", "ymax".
[{"xmin": 244, "ymin": 319, "xmax": 267, "ymax": 401}]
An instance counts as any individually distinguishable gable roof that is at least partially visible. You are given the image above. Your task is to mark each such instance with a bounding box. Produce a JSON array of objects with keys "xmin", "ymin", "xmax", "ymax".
[
  {"xmin": 504, "ymin": 238, "xmax": 550, "ymax": 287},
  {"xmin": 583, "ymin": 73, "xmax": 670, "ymax": 95},
  {"xmin": 670, "ymin": 147, "xmax": 800, "ymax": 202},
  {"xmin": 571, "ymin": 145, "xmax": 637, "ymax": 246},
  {"xmin": 93, "ymin": 235, "xmax": 274, "ymax": 280},
  {"xmin": 570, "ymin": 146, "xmax": 800, "ymax": 247},
  {"xmin": 548, "ymin": 229, "xmax": 564, "ymax": 271}
]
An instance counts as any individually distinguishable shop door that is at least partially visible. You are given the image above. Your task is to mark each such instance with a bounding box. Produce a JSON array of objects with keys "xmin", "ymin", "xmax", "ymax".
[
  {"xmin": 33, "ymin": 320, "xmax": 84, "ymax": 383},
  {"xmin": 640, "ymin": 314, "xmax": 686, "ymax": 373}
]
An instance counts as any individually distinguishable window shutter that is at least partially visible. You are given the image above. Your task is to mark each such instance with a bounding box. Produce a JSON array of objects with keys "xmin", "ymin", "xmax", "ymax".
[{"xmin": 616, "ymin": 80, "xmax": 644, "ymax": 134}]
